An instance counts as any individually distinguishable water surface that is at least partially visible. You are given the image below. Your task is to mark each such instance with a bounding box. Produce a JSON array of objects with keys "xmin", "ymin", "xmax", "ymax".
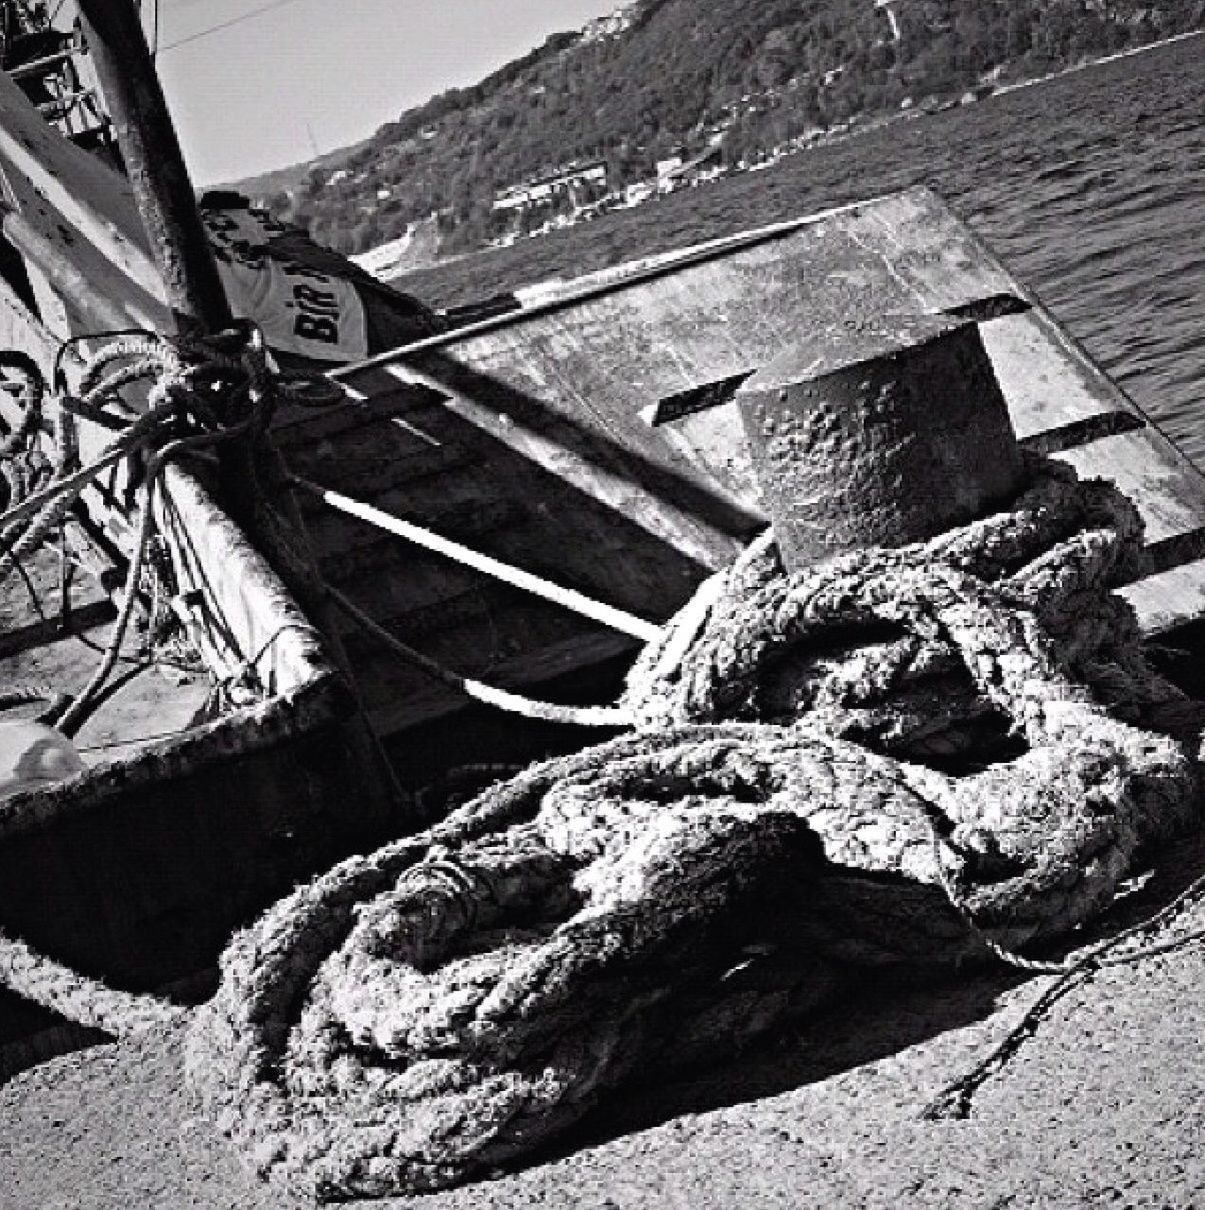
[{"xmin": 403, "ymin": 35, "xmax": 1205, "ymax": 462}]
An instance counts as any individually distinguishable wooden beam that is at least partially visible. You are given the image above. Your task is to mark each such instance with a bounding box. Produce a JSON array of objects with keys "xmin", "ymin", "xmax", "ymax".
[
  {"xmin": 0, "ymin": 70, "xmax": 163, "ymax": 304},
  {"xmin": 0, "ymin": 204, "xmax": 152, "ymax": 331},
  {"xmin": 76, "ymin": 0, "xmax": 233, "ymax": 334}
]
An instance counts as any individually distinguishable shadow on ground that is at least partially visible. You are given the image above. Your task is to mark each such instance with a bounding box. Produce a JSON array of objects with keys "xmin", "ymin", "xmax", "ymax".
[{"xmin": 541, "ymin": 816, "xmax": 1205, "ymax": 1165}]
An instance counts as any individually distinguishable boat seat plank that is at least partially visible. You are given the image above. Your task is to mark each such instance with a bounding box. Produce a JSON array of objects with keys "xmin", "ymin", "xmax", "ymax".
[
  {"xmin": 1120, "ymin": 556, "xmax": 1205, "ymax": 635},
  {"xmin": 1018, "ymin": 410, "xmax": 1144, "ymax": 456},
  {"xmin": 312, "ymin": 187, "xmax": 1205, "ymax": 731},
  {"xmin": 1052, "ymin": 427, "xmax": 1205, "ymax": 548}
]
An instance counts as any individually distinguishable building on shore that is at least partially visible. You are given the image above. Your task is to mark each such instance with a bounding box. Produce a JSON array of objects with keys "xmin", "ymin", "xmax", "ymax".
[{"xmin": 492, "ymin": 160, "xmax": 609, "ymax": 215}]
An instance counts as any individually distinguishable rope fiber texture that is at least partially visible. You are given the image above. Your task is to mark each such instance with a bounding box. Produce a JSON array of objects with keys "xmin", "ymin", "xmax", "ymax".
[
  {"xmin": 0, "ymin": 325, "xmax": 346, "ymax": 1040},
  {"xmin": 0, "ymin": 325, "xmax": 343, "ymax": 735},
  {"xmin": 186, "ymin": 454, "xmax": 1204, "ymax": 1201}
]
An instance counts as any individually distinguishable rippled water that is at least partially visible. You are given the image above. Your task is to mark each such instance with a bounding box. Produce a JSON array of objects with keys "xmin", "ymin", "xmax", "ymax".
[
  {"xmin": 939, "ymin": 37, "xmax": 1205, "ymax": 466},
  {"xmin": 409, "ymin": 34, "xmax": 1205, "ymax": 462}
]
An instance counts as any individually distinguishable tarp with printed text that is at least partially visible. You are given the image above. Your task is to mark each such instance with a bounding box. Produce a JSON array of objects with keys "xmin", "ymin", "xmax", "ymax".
[{"xmin": 198, "ymin": 193, "xmax": 444, "ymax": 365}]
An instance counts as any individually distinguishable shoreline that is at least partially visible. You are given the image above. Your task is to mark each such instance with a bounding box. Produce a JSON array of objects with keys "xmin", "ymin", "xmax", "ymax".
[
  {"xmin": 994, "ymin": 26, "xmax": 1205, "ymax": 96},
  {"xmin": 437, "ymin": 27, "xmax": 1205, "ymax": 273}
]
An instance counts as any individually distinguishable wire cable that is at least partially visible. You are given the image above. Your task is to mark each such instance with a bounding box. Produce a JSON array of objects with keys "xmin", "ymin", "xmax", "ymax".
[{"xmin": 158, "ymin": 0, "xmax": 309, "ymax": 53}]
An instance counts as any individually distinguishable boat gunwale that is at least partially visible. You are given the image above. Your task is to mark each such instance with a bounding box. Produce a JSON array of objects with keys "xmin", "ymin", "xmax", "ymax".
[
  {"xmin": 0, "ymin": 460, "xmax": 352, "ymax": 841},
  {"xmin": 324, "ymin": 188, "xmax": 910, "ymax": 386}
]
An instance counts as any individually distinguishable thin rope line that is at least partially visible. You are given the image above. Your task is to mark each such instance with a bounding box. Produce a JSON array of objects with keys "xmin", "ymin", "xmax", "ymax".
[{"xmin": 158, "ymin": 0, "xmax": 310, "ymax": 53}]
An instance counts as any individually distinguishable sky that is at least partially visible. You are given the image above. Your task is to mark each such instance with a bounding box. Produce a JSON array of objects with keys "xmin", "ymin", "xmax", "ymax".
[{"xmin": 133, "ymin": 0, "xmax": 621, "ymax": 185}]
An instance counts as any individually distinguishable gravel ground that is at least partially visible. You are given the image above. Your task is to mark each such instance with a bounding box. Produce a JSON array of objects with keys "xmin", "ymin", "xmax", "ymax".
[{"xmin": 4, "ymin": 835, "xmax": 1205, "ymax": 1210}]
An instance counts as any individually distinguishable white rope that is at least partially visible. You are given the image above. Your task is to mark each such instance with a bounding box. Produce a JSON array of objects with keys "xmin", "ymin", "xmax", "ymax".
[
  {"xmin": 293, "ymin": 475, "xmax": 663, "ymax": 643},
  {"xmin": 325, "ymin": 581, "xmax": 632, "ymax": 728}
]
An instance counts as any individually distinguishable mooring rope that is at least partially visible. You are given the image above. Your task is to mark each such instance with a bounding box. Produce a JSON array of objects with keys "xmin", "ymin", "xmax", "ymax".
[
  {"xmin": 0, "ymin": 323, "xmax": 344, "ymax": 736},
  {"xmin": 293, "ymin": 475, "xmax": 663, "ymax": 643},
  {"xmin": 923, "ymin": 863, "xmax": 1205, "ymax": 1120},
  {"xmin": 0, "ymin": 925, "xmax": 182, "ymax": 1038},
  {"xmin": 0, "ymin": 322, "xmax": 348, "ymax": 1043},
  {"xmin": 620, "ymin": 456, "xmax": 1178, "ymax": 751},
  {"xmin": 179, "ymin": 454, "xmax": 1204, "ymax": 1201},
  {"xmin": 3, "ymin": 336, "xmax": 1203, "ymax": 1199}
]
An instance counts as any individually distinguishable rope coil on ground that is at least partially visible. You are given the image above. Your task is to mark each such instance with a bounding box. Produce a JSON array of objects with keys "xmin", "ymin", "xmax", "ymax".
[
  {"xmin": 185, "ymin": 455, "xmax": 1203, "ymax": 1201},
  {"xmin": 2, "ymin": 334, "xmax": 1202, "ymax": 1198}
]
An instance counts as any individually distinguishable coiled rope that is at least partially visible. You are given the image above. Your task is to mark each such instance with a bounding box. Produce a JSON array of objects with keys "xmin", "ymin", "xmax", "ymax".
[
  {"xmin": 0, "ymin": 349, "xmax": 58, "ymax": 515},
  {"xmin": 3, "ymin": 388, "xmax": 1201, "ymax": 1195},
  {"xmin": 0, "ymin": 324, "xmax": 344, "ymax": 736},
  {"xmin": 620, "ymin": 455, "xmax": 1181, "ymax": 753},
  {"xmin": 183, "ymin": 454, "xmax": 1204, "ymax": 1201},
  {"xmin": 0, "ymin": 324, "xmax": 345, "ymax": 1043}
]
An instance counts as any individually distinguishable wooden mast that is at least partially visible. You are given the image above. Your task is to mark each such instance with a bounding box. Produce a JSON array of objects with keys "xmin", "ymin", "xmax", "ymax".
[
  {"xmin": 73, "ymin": 0, "xmax": 402, "ymax": 829},
  {"xmin": 75, "ymin": 0, "xmax": 232, "ymax": 335}
]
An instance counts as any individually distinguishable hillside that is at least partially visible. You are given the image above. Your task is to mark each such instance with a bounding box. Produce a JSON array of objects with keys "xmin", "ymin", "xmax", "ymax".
[
  {"xmin": 243, "ymin": 0, "xmax": 1205, "ymax": 260},
  {"xmin": 226, "ymin": 140, "xmax": 369, "ymax": 209}
]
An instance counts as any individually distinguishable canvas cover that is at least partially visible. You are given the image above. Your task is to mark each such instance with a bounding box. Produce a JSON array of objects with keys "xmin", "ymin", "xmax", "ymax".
[
  {"xmin": 202, "ymin": 202, "xmax": 369, "ymax": 362},
  {"xmin": 199, "ymin": 193, "xmax": 443, "ymax": 364}
]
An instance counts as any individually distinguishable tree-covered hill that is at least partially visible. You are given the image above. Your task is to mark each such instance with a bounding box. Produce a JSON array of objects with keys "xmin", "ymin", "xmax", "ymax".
[{"xmin": 244, "ymin": 0, "xmax": 1205, "ymax": 259}]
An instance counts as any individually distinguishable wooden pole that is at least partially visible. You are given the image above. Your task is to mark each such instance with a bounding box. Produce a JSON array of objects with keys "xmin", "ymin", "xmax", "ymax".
[
  {"xmin": 70, "ymin": 0, "xmax": 403, "ymax": 829},
  {"xmin": 75, "ymin": 0, "xmax": 233, "ymax": 335}
]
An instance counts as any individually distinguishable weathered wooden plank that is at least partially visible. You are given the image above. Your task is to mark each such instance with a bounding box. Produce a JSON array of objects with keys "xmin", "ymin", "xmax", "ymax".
[
  {"xmin": 1120, "ymin": 557, "xmax": 1205, "ymax": 635},
  {"xmin": 0, "ymin": 75, "xmax": 167, "ymax": 341},
  {"xmin": 1054, "ymin": 428, "xmax": 1205, "ymax": 548},
  {"xmin": 381, "ymin": 360, "xmax": 755, "ymax": 572},
  {"xmin": 978, "ymin": 310, "xmax": 1134, "ymax": 444},
  {"xmin": 0, "ymin": 70, "xmax": 161, "ymax": 300},
  {"xmin": 327, "ymin": 185, "xmax": 1205, "ymax": 639}
]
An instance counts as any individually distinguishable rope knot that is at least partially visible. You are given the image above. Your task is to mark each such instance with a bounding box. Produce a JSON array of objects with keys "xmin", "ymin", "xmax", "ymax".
[{"xmin": 180, "ymin": 449, "xmax": 1205, "ymax": 1198}]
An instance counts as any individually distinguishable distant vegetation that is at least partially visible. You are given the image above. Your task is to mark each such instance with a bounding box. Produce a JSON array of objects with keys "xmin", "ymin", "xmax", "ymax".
[{"xmin": 243, "ymin": 0, "xmax": 1205, "ymax": 259}]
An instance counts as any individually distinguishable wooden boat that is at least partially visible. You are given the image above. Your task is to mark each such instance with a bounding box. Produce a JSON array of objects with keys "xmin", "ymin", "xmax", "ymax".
[
  {"xmin": 313, "ymin": 183, "xmax": 1205, "ymax": 740},
  {"xmin": 2, "ymin": 7, "xmax": 1205, "ymax": 1077},
  {"xmin": 0, "ymin": 41, "xmax": 396, "ymax": 1066}
]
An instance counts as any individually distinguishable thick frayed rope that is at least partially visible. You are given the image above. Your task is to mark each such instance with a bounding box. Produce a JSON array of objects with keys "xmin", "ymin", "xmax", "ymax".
[
  {"xmin": 622, "ymin": 456, "xmax": 1184, "ymax": 755},
  {"xmin": 0, "ymin": 927, "xmax": 182, "ymax": 1038},
  {"xmin": 186, "ymin": 457, "xmax": 1201, "ymax": 1200}
]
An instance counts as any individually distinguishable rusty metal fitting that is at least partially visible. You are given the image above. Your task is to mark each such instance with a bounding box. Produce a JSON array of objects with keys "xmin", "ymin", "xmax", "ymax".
[{"xmin": 735, "ymin": 311, "xmax": 1024, "ymax": 573}]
